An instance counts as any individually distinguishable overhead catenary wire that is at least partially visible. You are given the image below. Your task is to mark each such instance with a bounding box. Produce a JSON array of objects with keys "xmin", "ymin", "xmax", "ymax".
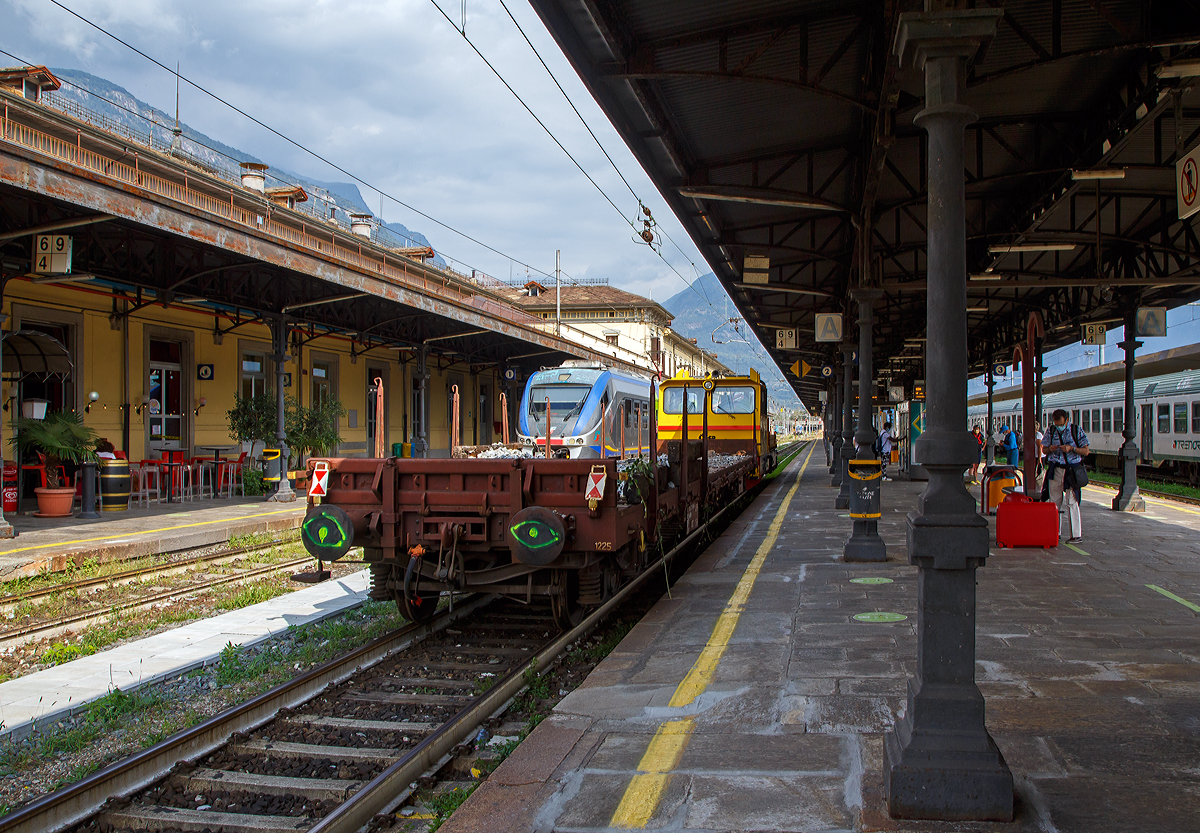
[
  {"xmin": 39, "ymin": 1, "xmax": 714, "ymax": 313},
  {"xmin": 494, "ymin": 0, "xmax": 712, "ymax": 303},
  {"xmin": 432, "ymin": 0, "xmax": 715, "ymax": 310},
  {"xmin": 0, "ymin": 47, "xmax": 433, "ymax": 252},
  {"xmin": 29, "ymin": 2, "xmax": 734, "ymax": 356},
  {"xmin": 39, "ymin": 1, "xmax": 572, "ymax": 287}
]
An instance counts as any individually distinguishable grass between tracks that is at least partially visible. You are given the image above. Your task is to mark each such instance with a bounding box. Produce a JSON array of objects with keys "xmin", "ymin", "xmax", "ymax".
[
  {"xmin": 0, "ymin": 593, "xmax": 410, "ymax": 816},
  {"xmin": 1086, "ymin": 469, "xmax": 1200, "ymax": 501},
  {"xmin": 0, "ymin": 539, "xmax": 330, "ymax": 682}
]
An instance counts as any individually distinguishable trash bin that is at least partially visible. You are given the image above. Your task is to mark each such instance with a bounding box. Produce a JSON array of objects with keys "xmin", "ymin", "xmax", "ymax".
[
  {"xmin": 262, "ymin": 448, "xmax": 283, "ymax": 483},
  {"xmin": 391, "ymin": 442, "xmax": 404, "ymax": 458},
  {"xmin": 2, "ymin": 462, "xmax": 16, "ymax": 513},
  {"xmin": 981, "ymin": 464, "xmax": 1021, "ymax": 515},
  {"xmin": 847, "ymin": 458, "xmax": 882, "ymax": 520},
  {"xmin": 402, "ymin": 442, "xmax": 411, "ymax": 458}
]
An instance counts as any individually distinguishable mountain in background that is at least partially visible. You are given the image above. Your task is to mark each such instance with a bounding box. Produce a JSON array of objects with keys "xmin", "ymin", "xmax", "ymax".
[
  {"xmin": 663, "ymin": 272, "xmax": 804, "ymax": 413},
  {"xmin": 49, "ymin": 69, "xmax": 438, "ymax": 259}
]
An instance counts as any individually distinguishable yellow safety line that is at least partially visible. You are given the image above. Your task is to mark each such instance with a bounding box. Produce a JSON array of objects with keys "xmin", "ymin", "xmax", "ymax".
[
  {"xmin": 608, "ymin": 718, "xmax": 696, "ymax": 828},
  {"xmin": 609, "ymin": 441, "xmax": 815, "ymax": 829},
  {"xmin": 669, "ymin": 442, "xmax": 814, "ymax": 708},
  {"xmin": 0, "ymin": 507, "xmax": 305, "ymax": 556}
]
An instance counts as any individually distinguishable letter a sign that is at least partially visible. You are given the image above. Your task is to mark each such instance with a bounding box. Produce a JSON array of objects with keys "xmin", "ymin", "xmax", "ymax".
[{"xmin": 815, "ymin": 313, "xmax": 843, "ymax": 343}]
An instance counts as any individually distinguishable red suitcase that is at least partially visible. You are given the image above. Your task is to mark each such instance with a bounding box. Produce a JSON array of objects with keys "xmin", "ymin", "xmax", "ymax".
[{"xmin": 995, "ymin": 493, "xmax": 1059, "ymax": 548}]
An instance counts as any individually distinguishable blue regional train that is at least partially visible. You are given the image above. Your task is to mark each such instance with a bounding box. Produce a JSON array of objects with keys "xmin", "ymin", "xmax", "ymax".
[{"xmin": 518, "ymin": 362, "xmax": 652, "ymax": 458}]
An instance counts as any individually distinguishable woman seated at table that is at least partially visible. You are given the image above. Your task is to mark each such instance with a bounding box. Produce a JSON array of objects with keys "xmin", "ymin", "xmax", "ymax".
[{"xmin": 96, "ymin": 438, "xmax": 116, "ymax": 460}]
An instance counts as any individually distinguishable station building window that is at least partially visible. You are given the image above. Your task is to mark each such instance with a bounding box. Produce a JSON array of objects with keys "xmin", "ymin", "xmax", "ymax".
[
  {"xmin": 312, "ymin": 361, "xmax": 332, "ymax": 408},
  {"xmin": 1158, "ymin": 403, "xmax": 1170, "ymax": 433},
  {"xmin": 1175, "ymin": 402, "xmax": 1188, "ymax": 433},
  {"xmin": 241, "ymin": 352, "xmax": 270, "ymax": 399}
]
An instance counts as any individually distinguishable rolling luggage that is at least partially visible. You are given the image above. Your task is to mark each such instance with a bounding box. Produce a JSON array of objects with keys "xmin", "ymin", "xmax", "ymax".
[{"xmin": 995, "ymin": 492, "xmax": 1059, "ymax": 548}]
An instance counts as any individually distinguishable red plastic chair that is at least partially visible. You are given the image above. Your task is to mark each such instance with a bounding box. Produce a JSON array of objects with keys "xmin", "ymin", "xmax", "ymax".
[
  {"xmin": 217, "ymin": 451, "xmax": 248, "ymax": 498},
  {"xmin": 23, "ymin": 452, "xmax": 65, "ymax": 489}
]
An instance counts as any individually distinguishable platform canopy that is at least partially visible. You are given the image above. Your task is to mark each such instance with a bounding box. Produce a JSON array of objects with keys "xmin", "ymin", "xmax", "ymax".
[{"xmin": 529, "ymin": 0, "xmax": 1200, "ymax": 410}]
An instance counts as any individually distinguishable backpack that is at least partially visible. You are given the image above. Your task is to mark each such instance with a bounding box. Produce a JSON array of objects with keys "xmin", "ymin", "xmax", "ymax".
[{"xmin": 872, "ymin": 433, "xmax": 882, "ymax": 456}]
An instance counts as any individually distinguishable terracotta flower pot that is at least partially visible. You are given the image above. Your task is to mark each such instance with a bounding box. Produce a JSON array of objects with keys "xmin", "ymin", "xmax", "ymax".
[{"xmin": 34, "ymin": 486, "xmax": 75, "ymax": 518}]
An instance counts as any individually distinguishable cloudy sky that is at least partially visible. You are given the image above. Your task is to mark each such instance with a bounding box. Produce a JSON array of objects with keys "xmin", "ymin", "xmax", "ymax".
[{"xmin": 0, "ymin": 0, "xmax": 715, "ymax": 303}]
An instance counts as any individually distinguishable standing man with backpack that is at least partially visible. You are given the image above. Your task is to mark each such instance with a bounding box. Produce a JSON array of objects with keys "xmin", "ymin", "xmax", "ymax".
[
  {"xmin": 877, "ymin": 421, "xmax": 894, "ymax": 480},
  {"xmin": 1002, "ymin": 424, "xmax": 1019, "ymax": 466},
  {"xmin": 1044, "ymin": 408, "xmax": 1089, "ymax": 545}
]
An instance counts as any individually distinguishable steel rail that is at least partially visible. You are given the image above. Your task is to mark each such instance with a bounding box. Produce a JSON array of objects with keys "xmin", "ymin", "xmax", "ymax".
[
  {"xmin": 0, "ymin": 556, "xmax": 313, "ymax": 648},
  {"xmin": 1085, "ymin": 479, "xmax": 1200, "ymax": 507},
  {"xmin": 0, "ymin": 594, "xmax": 492, "ymax": 833},
  {"xmin": 311, "ymin": 442, "xmax": 810, "ymax": 833}
]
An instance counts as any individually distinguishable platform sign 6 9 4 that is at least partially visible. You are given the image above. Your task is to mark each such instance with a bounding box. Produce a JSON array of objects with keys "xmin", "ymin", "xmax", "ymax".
[{"xmin": 34, "ymin": 234, "xmax": 72, "ymax": 275}]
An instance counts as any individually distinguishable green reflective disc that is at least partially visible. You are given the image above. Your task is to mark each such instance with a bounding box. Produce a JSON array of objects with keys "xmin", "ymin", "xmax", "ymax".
[
  {"xmin": 850, "ymin": 577, "xmax": 894, "ymax": 585},
  {"xmin": 853, "ymin": 611, "xmax": 907, "ymax": 623}
]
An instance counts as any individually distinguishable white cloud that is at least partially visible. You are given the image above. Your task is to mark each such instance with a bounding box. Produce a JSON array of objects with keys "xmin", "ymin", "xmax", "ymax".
[{"xmin": 0, "ymin": 0, "xmax": 716, "ymax": 307}]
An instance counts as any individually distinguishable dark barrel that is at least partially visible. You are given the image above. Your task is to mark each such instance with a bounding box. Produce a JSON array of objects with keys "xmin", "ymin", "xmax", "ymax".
[{"xmin": 99, "ymin": 459, "xmax": 131, "ymax": 512}]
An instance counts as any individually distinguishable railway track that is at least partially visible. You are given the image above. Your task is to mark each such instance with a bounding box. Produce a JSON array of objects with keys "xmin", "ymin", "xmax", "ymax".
[
  {"xmin": 0, "ymin": 542, "xmax": 315, "ymax": 649},
  {"xmin": 0, "ymin": 541, "xmax": 297, "ymax": 614},
  {"xmin": 1087, "ymin": 479, "xmax": 1200, "ymax": 507},
  {"xmin": 1, "ymin": 441, "xmax": 809, "ymax": 833}
]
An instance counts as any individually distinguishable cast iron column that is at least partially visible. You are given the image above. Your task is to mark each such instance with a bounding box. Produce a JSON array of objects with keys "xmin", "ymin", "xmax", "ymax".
[
  {"xmin": 845, "ymin": 288, "xmax": 886, "ymax": 561},
  {"xmin": 1113, "ymin": 302, "xmax": 1145, "ymax": 511},
  {"xmin": 984, "ymin": 360, "xmax": 996, "ymax": 465},
  {"xmin": 1035, "ymin": 336, "xmax": 1045, "ymax": 426},
  {"xmin": 0, "ymin": 308, "xmax": 14, "ymax": 537},
  {"xmin": 414, "ymin": 345, "xmax": 429, "ymax": 458},
  {"xmin": 829, "ymin": 368, "xmax": 842, "ymax": 480},
  {"xmin": 268, "ymin": 318, "xmax": 295, "ymax": 502},
  {"xmin": 835, "ymin": 343, "xmax": 854, "ymax": 508},
  {"xmin": 886, "ymin": 10, "xmax": 1013, "ymax": 822}
]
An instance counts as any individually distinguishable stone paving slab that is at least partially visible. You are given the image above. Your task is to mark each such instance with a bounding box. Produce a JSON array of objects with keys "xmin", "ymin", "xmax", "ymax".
[
  {"xmin": 442, "ymin": 446, "xmax": 1200, "ymax": 832},
  {"xmin": 0, "ymin": 569, "xmax": 368, "ymax": 741},
  {"xmin": 0, "ymin": 498, "xmax": 307, "ymax": 580}
]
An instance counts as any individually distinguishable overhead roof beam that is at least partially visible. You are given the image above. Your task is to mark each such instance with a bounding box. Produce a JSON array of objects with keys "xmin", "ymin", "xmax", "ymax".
[{"xmin": 0, "ymin": 213, "xmax": 112, "ymax": 243}]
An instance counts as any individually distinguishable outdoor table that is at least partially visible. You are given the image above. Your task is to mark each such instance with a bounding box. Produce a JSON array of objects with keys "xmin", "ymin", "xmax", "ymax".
[
  {"xmin": 197, "ymin": 445, "xmax": 238, "ymax": 497},
  {"xmin": 159, "ymin": 450, "xmax": 189, "ymax": 504},
  {"xmin": 197, "ymin": 445, "xmax": 238, "ymax": 463}
]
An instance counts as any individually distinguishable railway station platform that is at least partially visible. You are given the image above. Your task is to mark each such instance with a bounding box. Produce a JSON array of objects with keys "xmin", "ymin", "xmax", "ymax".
[
  {"xmin": 0, "ymin": 498, "xmax": 306, "ymax": 581},
  {"xmin": 445, "ymin": 443, "xmax": 1200, "ymax": 833}
]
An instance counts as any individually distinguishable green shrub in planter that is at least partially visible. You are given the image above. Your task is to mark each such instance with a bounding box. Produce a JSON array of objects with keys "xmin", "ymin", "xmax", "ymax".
[{"xmin": 242, "ymin": 469, "xmax": 266, "ymax": 497}]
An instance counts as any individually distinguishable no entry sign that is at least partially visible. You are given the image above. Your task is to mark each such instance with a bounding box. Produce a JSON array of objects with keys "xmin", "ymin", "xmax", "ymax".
[{"xmin": 1178, "ymin": 144, "xmax": 1200, "ymax": 220}]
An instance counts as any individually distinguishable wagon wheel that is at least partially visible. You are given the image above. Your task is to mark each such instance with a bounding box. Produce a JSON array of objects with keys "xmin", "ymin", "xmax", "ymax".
[
  {"xmin": 602, "ymin": 561, "xmax": 622, "ymax": 602},
  {"xmin": 550, "ymin": 568, "xmax": 584, "ymax": 630},
  {"xmin": 396, "ymin": 556, "xmax": 440, "ymax": 625}
]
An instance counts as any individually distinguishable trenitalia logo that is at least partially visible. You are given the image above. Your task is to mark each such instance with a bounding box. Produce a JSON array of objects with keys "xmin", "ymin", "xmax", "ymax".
[{"xmin": 1172, "ymin": 440, "xmax": 1200, "ymax": 450}]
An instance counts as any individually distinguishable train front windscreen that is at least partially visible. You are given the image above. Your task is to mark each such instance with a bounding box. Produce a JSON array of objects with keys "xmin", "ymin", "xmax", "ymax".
[{"xmin": 527, "ymin": 383, "xmax": 600, "ymax": 437}]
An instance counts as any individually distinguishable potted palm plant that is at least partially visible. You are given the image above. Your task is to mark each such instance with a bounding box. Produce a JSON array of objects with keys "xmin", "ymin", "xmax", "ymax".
[{"xmin": 12, "ymin": 410, "xmax": 99, "ymax": 517}]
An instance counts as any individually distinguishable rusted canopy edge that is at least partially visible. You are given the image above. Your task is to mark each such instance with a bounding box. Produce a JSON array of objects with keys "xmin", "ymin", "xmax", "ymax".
[{"xmin": 0, "ymin": 147, "xmax": 639, "ymax": 372}]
